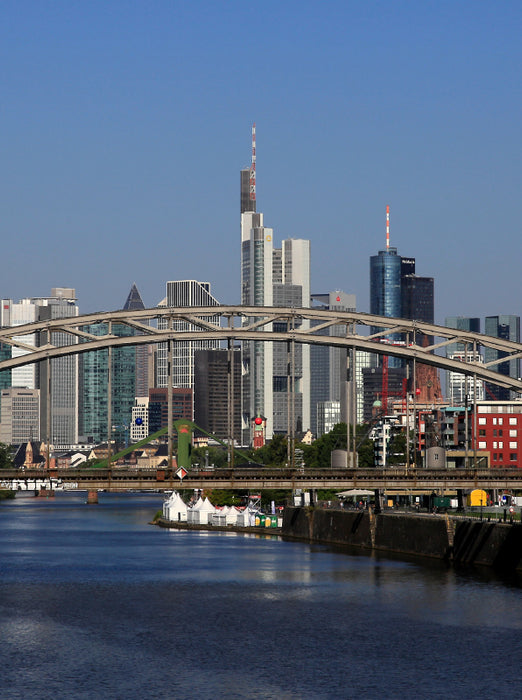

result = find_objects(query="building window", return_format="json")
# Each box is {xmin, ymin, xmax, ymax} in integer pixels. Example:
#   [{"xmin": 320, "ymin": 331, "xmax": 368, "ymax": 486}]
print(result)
[
  {"xmin": 510, "ymin": 454, "xmax": 517, "ymax": 461},
  {"xmin": 493, "ymin": 418, "xmax": 498, "ymax": 425},
  {"xmin": 509, "ymin": 441, "xmax": 517, "ymax": 449},
  {"xmin": 499, "ymin": 418, "xmax": 503, "ymax": 425},
  {"xmin": 479, "ymin": 429, "xmax": 486, "ymax": 436},
  {"xmin": 509, "ymin": 430, "xmax": 517, "ymax": 437},
  {"xmin": 493, "ymin": 442, "xmax": 497, "ymax": 449},
  {"xmin": 509, "ymin": 417, "xmax": 517, "ymax": 425},
  {"xmin": 478, "ymin": 441, "xmax": 486, "ymax": 449},
  {"xmin": 499, "ymin": 442, "xmax": 503, "ymax": 449},
  {"xmin": 479, "ymin": 417, "xmax": 486, "ymax": 425}
]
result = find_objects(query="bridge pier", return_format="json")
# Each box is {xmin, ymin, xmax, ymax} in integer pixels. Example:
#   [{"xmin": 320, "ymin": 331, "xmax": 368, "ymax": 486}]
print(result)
[{"xmin": 86, "ymin": 489, "xmax": 99, "ymax": 505}]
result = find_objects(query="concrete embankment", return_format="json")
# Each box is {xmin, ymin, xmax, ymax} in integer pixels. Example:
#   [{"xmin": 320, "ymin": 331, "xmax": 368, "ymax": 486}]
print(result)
[{"xmin": 282, "ymin": 507, "xmax": 522, "ymax": 573}]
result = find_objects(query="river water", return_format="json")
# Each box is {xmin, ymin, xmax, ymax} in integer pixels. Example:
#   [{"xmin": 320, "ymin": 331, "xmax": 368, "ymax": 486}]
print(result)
[{"xmin": 1, "ymin": 492, "xmax": 521, "ymax": 700}]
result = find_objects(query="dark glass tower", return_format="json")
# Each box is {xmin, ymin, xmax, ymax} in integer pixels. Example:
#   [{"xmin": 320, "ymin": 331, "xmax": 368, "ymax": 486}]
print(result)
[
  {"xmin": 370, "ymin": 247, "xmax": 402, "ymax": 320},
  {"xmin": 401, "ymin": 275, "xmax": 434, "ymax": 324},
  {"xmin": 484, "ymin": 315, "xmax": 520, "ymax": 400}
]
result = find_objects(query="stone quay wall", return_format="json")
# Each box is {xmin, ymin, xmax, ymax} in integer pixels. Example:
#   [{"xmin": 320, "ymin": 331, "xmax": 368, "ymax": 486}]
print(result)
[{"xmin": 282, "ymin": 507, "xmax": 522, "ymax": 572}]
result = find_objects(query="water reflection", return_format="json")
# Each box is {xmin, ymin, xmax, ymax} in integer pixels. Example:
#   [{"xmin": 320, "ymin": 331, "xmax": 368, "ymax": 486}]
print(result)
[{"xmin": 1, "ymin": 493, "xmax": 522, "ymax": 699}]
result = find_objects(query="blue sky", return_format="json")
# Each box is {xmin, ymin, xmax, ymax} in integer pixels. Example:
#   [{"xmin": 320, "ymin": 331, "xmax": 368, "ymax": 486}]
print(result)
[{"xmin": 1, "ymin": 1, "xmax": 521, "ymax": 325}]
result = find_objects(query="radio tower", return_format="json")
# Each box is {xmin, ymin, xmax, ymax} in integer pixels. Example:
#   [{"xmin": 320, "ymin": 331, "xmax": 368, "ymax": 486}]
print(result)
[
  {"xmin": 249, "ymin": 123, "xmax": 256, "ymax": 204},
  {"xmin": 386, "ymin": 204, "xmax": 390, "ymax": 250}
]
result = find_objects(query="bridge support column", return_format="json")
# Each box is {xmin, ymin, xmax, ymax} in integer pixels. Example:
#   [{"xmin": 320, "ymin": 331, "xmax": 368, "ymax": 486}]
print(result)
[{"xmin": 86, "ymin": 489, "xmax": 99, "ymax": 505}]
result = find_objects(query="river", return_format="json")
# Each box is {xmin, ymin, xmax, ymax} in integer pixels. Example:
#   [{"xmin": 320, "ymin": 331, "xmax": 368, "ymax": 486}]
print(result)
[{"xmin": 0, "ymin": 492, "xmax": 521, "ymax": 699}]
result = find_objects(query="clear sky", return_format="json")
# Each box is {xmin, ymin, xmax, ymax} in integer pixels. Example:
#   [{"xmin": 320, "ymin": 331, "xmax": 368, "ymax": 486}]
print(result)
[{"xmin": 1, "ymin": 1, "xmax": 521, "ymax": 325}]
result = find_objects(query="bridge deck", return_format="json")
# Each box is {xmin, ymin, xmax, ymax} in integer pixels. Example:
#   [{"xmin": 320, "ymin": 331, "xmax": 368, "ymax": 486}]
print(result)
[{"xmin": 3, "ymin": 468, "xmax": 522, "ymax": 491}]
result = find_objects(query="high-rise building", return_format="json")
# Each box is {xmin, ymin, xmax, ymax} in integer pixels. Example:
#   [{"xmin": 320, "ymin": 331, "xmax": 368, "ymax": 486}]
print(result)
[
  {"xmin": 79, "ymin": 319, "xmax": 136, "ymax": 445},
  {"xmin": 148, "ymin": 387, "xmax": 193, "ymax": 434},
  {"xmin": 122, "ymin": 283, "xmax": 150, "ymax": 398},
  {"xmin": 272, "ymin": 238, "xmax": 311, "ymax": 435},
  {"xmin": 156, "ymin": 280, "xmax": 220, "ymax": 395},
  {"xmin": 240, "ymin": 126, "xmax": 311, "ymax": 442},
  {"xmin": 369, "ymin": 207, "xmax": 435, "ymax": 408},
  {"xmin": 0, "ymin": 388, "xmax": 40, "ymax": 445},
  {"xmin": 0, "ymin": 289, "xmax": 79, "ymax": 446},
  {"xmin": 401, "ymin": 274, "xmax": 434, "ymax": 325},
  {"xmin": 194, "ymin": 348, "xmax": 241, "ymax": 443},
  {"xmin": 240, "ymin": 125, "xmax": 274, "ymax": 443},
  {"xmin": 310, "ymin": 291, "xmax": 357, "ymax": 435},
  {"xmin": 484, "ymin": 315, "xmax": 521, "ymax": 401},
  {"xmin": 445, "ymin": 317, "xmax": 482, "ymax": 404}
]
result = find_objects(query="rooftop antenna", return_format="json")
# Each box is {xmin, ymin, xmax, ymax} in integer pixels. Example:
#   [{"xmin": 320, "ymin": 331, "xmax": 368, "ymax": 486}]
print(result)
[
  {"xmin": 386, "ymin": 205, "xmax": 390, "ymax": 250},
  {"xmin": 249, "ymin": 123, "xmax": 256, "ymax": 203}
]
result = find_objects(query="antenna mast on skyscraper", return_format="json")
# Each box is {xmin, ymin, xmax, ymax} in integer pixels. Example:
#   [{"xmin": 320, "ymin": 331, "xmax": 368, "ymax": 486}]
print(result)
[
  {"xmin": 250, "ymin": 123, "xmax": 256, "ymax": 203},
  {"xmin": 386, "ymin": 205, "xmax": 390, "ymax": 250}
]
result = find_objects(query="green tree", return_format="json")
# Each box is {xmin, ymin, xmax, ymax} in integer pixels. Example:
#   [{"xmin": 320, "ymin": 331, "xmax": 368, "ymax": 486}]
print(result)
[
  {"xmin": 251, "ymin": 433, "xmax": 287, "ymax": 467},
  {"xmin": 190, "ymin": 445, "xmax": 228, "ymax": 469},
  {"xmin": 0, "ymin": 442, "xmax": 13, "ymax": 469}
]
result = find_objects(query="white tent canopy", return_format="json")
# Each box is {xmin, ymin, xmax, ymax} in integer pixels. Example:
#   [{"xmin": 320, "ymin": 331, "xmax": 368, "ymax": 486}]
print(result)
[
  {"xmin": 163, "ymin": 491, "xmax": 188, "ymax": 522},
  {"xmin": 337, "ymin": 489, "xmax": 375, "ymax": 497}
]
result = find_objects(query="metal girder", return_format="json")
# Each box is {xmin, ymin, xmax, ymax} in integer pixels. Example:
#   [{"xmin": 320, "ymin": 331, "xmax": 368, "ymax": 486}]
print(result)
[{"xmin": 0, "ymin": 305, "xmax": 521, "ymax": 392}]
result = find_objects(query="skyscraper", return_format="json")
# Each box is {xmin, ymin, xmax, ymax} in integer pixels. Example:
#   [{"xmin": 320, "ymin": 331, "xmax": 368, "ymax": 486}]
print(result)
[
  {"xmin": 310, "ymin": 291, "xmax": 357, "ymax": 435},
  {"xmin": 272, "ymin": 238, "xmax": 311, "ymax": 434},
  {"xmin": 0, "ymin": 289, "xmax": 79, "ymax": 446},
  {"xmin": 79, "ymin": 320, "xmax": 136, "ymax": 446},
  {"xmin": 240, "ymin": 125, "xmax": 274, "ymax": 443},
  {"xmin": 240, "ymin": 126, "xmax": 311, "ymax": 442},
  {"xmin": 368, "ymin": 207, "xmax": 436, "ymax": 410},
  {"xmin": 122, "ymin": 283, "xmax": 150, "ymax": 398},
  {"xmin": 194, "ymin": 348, "xmax": 241, "ymax": 443},
  {"xmin": 484, "ymin": 315, "xmax": 520, "ymax": 401},
  {"xmin": 156, "ymin": 280, "xmax": 220, "ymax": 393},
  {"xmin": 445, "ymin": 317, "xmax": 483, "ymax": 404}
]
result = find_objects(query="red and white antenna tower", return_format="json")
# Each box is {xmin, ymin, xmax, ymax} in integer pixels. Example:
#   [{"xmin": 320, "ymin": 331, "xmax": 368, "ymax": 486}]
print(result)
[
  {"xmin": 249, "ymin": 122, "xmax": 256, "ymax": 203},
  {"xmin": 386, "ymin": 204, "xmax": 390, "ymax": 250}
]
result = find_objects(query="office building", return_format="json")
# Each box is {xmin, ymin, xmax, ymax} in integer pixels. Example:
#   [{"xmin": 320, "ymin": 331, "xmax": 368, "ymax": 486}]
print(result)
[
  {"xmin": 156, "ymin": 280, "xmax": 220, "ymax": 394},
  {"xmin": 445, "ymin": 317, "xmax": 481, "ymax": 404},
  {"xmin": 123, "ymin": 283, "xmax": 150, "ymax": 398},
  {"xmin": 240, "ymin": 126, "xmax": 311, "ymax": 442},
  {"xmin": 148, "ymin": 388, "xmax": 193, "ymax": 434},
  {"xmin": 194, "ymin": 348, "xmax": 241, "ymax": 443},
  {"xmin": 272, "ymin": 238, "xmax": 311, "ymax": 435},
  {"xmin": 0, "ymin": 289, "xmax": 79, "ymax": 446},
  {"xmin": 0, "ymin": 388, "xmax": 40, "ymax": 445},
  {"xmin": 369, "ymin": 207, "xmax": 435, "ymax": 406},
  {"xmin": 310, "ymin": 291, "xmax": 358, "ymax": 434},
  {"xmin": 484, "ymin": 315, "xmax": 521, "ymax": 401},
  {"xmin": 130, "ymin": 397, "xmax": 149, "ymax": 443},
  {"xmin": 79, "ymin": 321, "xmax": 136, "ymax": 446}
]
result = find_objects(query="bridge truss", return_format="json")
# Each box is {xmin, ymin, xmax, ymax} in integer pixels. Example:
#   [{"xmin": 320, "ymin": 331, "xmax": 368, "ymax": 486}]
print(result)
[
  {"xmin": 0, "ymin": 305, "xmax": 521, "ymax": 392},
  {"xmin": 1, "ymin": 305, "xmax": 522, "ymax": 481}
]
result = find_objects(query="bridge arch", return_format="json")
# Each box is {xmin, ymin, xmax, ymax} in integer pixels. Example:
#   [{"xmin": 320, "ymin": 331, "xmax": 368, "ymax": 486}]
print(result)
[{"xmin": 0, "ymin": 305, "xmax": 520, "ymax": 391}]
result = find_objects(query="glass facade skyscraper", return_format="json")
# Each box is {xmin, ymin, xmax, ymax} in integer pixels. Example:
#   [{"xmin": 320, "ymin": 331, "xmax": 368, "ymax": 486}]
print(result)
[
  {"xmin": 484, "ymin": 315, "xmax": 520, "ymax": 401},
  {"xmin": 156, "ymin": 280, "xmax": 220, "ymax": 396},
  {"xmin": 79, "ymin": 322, "xmax": 136, "ymax": 445},
  {"xmin": 370, "ymin": 247, "xmax": 402, "ymax": 320}
]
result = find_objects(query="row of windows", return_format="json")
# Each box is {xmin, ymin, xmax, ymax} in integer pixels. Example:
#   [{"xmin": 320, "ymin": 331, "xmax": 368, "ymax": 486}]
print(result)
[
  {"xmin": 478, "ymin": 416, "xmax": 519, "ymax": 425},
  {"xmin": 479, "ymin": 441, "xmax": 519, "ymax": 450}
]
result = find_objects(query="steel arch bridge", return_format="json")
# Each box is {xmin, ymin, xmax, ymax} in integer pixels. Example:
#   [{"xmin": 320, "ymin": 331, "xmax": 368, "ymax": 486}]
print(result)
[{"xmin": 0, "ymin": 305, "xmax": 521, "ymax": 392}]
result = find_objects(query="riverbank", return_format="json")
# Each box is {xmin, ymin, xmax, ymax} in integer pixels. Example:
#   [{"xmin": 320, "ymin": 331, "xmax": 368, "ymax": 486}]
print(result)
[
  {"xmin": 283, "ymin": 507, "xmax": 522, "ymax": 573},
  {"xmin": 0, "ymin": 489, "xmax": 15, "ymax": 500},
  {"xmin": 155, "ymin": 517, "xmax": 282, "ymax": 536}
]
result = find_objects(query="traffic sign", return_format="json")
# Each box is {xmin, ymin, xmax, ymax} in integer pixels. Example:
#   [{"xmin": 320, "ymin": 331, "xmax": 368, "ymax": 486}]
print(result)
[{"xmin": 176, "ymin": 467, "xmax": 188, "ymax": 480}]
